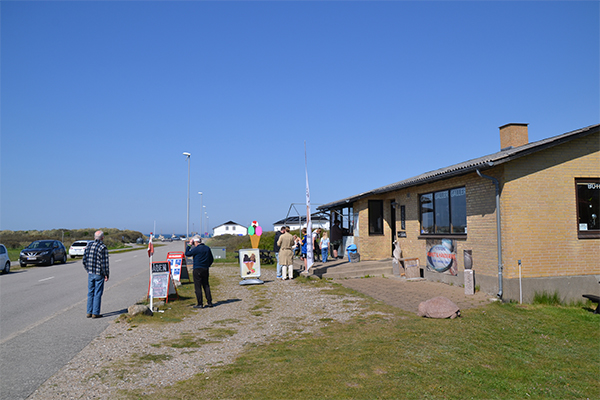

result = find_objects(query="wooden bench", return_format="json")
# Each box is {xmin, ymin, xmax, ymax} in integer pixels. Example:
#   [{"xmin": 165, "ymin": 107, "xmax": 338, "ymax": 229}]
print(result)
[{"xmin": 582, "ymin": 294, "xmax": 600, "ymax": 314}]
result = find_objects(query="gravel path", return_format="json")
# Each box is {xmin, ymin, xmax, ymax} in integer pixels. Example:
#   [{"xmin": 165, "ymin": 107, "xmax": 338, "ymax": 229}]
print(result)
[{"xmin": 28, "ymin": 265, "xmax": 371, "ymax": 399}]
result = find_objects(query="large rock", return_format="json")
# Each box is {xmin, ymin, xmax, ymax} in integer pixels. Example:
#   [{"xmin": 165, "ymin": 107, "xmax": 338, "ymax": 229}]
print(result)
[
  {"xmin": 417, "ymin": 296, "xmax": 461, "ymax": 319},
  {"xmin": 128, "ymin": 304, "xmax": 153, "ymax": 317}
]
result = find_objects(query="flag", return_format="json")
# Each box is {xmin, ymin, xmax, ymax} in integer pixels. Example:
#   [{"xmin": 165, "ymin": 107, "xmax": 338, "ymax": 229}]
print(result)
[
  {"xmin": 305, "ymin": 142, "xmax": 313, "ymax": 271},
  {"xmin": 147, "ymin": 233, "xmax": 154, "ymax": 258}
]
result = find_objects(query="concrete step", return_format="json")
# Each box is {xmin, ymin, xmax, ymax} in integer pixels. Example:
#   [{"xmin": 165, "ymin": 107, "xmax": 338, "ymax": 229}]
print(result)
[{"xmin": 312, "ymin": 262, "xmax": 394, "ymax": 279}]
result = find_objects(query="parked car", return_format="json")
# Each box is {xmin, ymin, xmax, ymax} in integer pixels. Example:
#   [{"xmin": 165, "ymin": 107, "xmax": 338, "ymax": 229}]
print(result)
[
  {"xmin": 19, "ymin": 240, "xmax": 67, "ymax": 267},
  {"xmin": 69, "ymin": 240, "xmax": 92, "ymax": 258},
  {"xmin": 0, "ymin": 244, "xmax": 10, "ymax": 274}
]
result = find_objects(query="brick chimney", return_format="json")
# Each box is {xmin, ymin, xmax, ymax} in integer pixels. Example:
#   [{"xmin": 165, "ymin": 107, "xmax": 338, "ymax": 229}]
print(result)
[{"xmin": 499, "ymin": 123, "xmax": 528, "ymax": 150}]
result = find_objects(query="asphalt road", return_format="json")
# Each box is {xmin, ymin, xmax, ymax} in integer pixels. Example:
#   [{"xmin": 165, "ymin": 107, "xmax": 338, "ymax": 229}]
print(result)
[{"xmin": 0, "ymin": 241, "xmax": 184, "ymax": 400}]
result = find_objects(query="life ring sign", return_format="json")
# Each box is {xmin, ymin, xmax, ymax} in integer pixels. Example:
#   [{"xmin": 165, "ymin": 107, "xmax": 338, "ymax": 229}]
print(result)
[{"xmin": 426, "ymin": 239, "xmax": 457, "ymax": 275}]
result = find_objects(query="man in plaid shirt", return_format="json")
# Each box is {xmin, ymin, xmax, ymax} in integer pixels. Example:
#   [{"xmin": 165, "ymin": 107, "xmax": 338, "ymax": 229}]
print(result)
[{"xmin": 83, "ymin": 230, "xmax": 110, "ymax": 318}]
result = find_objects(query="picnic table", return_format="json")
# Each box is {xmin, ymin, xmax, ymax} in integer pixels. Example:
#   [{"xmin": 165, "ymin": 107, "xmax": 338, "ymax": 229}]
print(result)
[
  {"xmin": 259, "ymin": 250, "xmax": 275, "ymax": 264},
  {"xmin": 234, "ymin": 250, "xmax": 275, "ymax": 265}
]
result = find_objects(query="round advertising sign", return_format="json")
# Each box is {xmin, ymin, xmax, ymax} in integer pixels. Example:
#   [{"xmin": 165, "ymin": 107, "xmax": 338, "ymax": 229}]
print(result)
[{"xmin": 427, "ymin": 244, "xmax": 455, "ymax": 273}]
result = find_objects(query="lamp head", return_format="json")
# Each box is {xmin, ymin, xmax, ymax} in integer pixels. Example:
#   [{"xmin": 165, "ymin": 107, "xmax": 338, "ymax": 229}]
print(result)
[{"xmin": 183, "ymin": 152, "xmax": 191, "ymax": 157}]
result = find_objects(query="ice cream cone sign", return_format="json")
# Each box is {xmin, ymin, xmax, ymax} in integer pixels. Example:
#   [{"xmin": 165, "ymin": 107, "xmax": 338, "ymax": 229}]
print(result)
[{"xmin": 248, "ymin": 220, "xmax": 262, "ymax": 248}]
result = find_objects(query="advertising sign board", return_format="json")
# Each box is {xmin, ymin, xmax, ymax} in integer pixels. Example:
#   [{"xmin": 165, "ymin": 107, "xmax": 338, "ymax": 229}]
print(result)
[
  {"xmin": 425, "ymin": 239, "xmax": 458, "ymax": 276},
  {"xmin": 239, "ymin": 248, "xmax": 261, "ymax": 278},
  {"xmin": 148, "ymin": 261, "xmax": 177, "ymax": 302},
  {"xmin": 167, "ymin": 252, "xmax": 189, "ymax": 282}
]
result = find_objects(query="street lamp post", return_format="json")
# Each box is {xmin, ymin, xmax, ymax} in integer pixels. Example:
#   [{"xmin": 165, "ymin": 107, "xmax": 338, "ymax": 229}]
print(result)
[
  {"xmin": 205, "ymin": 212, "xmax": 209, "ymax": 238},
  {"xmin": 183, "ymin": 152, "xmax": 191, "ymax": 239},
  {"xmin": 198, "ymin": 192, "xmax": 203, "ymax": 238}
]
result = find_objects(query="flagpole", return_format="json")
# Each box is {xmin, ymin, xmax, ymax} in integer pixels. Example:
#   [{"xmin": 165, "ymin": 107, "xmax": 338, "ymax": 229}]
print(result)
[
  {"xmin": 305, "ymin": 142, "xmax": 313, "ymax": 273},
  {"xmin": 148, "ymin": 233, "xmax": 154, "ymax": 311}
]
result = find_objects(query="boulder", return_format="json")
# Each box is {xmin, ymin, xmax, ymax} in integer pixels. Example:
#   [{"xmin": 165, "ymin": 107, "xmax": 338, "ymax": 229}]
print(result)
[
  {"xmin": 417, "ymin": 296, "xmax": 460, "ymax": 319},
  {"xmin": 128, "ymin": 304, "xmax": 153, "ymax": 317}
]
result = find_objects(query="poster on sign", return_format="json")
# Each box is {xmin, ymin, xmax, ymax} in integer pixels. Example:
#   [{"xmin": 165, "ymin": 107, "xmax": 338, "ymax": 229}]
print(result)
[
  {"xmin": 148, "ymin": 261, "xmax": 177, "ymax": 302},
  {"xmin": 170, "ymin": 258, "xmax": 182, "ymax": 281},
  {"xmin": 239, "ymin": 248, "xmax": 261, "ymax": 278},
  {"xmin": 151, "ymin": 272, "xmax": 170, "ymax": 298},
  {"xmin": 167, "ymin": 252, "xmax": 189, "ymax": 282}
]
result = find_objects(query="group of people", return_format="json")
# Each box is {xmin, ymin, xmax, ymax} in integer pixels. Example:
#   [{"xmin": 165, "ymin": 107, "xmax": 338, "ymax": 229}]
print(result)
[
  {"xmin": 83, "ymin": 231, "xmax": 215, "ymax": 318},
  {"xmin": 273, "ymin": 220, "xmax": 345, "ymax": 279},
  {"xmin": 83, "ymin": 221, "xmax": 346, "ymax": 317}
]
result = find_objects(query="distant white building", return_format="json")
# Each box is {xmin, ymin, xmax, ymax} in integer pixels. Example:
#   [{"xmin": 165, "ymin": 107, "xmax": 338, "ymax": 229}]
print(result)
[
  {"xmin": 212, "ymin": 221, "xmax": 247, "ymax": 237},
  {"xmin": 273, "ymin": 214, "xmax": 330, "ymax": 232}
]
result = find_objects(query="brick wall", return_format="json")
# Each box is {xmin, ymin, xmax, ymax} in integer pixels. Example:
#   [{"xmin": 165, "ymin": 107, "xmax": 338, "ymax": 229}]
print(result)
[
  {"xmin": 500, "ymin": 132, "xmax": 600, "ymax": 279},
  {"xmin": 354, "ymin": 131, "xmax": 599, "ymax": 287},
  {"xmin": 356, "ymin": 173, "xmax": 500, "ymax": 278}
]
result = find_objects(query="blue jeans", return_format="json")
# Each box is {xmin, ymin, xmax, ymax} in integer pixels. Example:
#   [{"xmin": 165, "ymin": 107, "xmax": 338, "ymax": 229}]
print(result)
[
  {"xmin": 275, "ymin": 252, "xmax": 282, "ymax": 278},
  {"xmin": 87, "ymin": 273, "xmax": 105, "ymax": 315},
  {"xmin": 322, "ymin": 248, "xmax": 329, "ymax": 263}
]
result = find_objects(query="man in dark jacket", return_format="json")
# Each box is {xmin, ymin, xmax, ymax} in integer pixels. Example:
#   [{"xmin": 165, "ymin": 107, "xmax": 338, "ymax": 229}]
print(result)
[{"xmin": 185, "ymin": 236, "xmax": 214, "ymax": 308}]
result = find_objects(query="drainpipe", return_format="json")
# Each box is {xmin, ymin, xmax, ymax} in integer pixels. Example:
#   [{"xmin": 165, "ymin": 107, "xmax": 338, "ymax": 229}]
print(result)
[{"xmin": 476, "ymin": 168, "xmax": 503, "ymax": 299}]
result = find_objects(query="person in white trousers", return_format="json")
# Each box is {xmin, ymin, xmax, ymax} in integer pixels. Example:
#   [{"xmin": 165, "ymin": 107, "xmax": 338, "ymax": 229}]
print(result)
[{"xmin": 276, "ymin": 226, "xmax": 295, "ymax": 280}]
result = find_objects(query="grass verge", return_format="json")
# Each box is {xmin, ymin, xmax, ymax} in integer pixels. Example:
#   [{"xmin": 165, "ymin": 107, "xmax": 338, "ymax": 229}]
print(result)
[{"xmin": 117, "ymin": 280, "xmax": 599, "ymax": 400}]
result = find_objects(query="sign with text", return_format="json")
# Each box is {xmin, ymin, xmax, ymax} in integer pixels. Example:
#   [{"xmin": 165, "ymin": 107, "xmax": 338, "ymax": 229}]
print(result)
[
  {"xmin": 152, "ymin": 261, "xmax": 169, "ymax": 273},
  {"xmin": 148, "ymin": 261, "xmax": 177, "ymax": 302},
  {"xmin": 425, "ymin": 239, "xmax": 457, "ymax": 276}
]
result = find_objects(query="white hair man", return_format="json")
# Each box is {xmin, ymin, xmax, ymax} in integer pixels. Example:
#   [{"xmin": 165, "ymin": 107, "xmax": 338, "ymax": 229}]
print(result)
[{"xmin": 82, "ymin": 230, "xmax": 110, "ymax": 318}]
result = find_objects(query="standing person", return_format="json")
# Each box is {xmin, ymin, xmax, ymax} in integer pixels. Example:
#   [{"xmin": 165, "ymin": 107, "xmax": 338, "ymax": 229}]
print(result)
[
  {"xmin": 83, "ymin": 230, "xmax": 109, "ymax": 319},
  {"xmin": 320, "ymin": 232, "xmax": 330, "ymax": 263},
  {"xmin": 330, "ymin": 220, "xmax": 343, "ymax": 259},
  {"xmin": 277, "ymin": 226, "xmax": 295, "ymax": 280},
  {"xmin": 292, "ymin": 235, "xmax": 301, "ymax": 258},
  {"xmin": 273, "ymin": 226, "xmax": 285, "ymax": 279},
  {"xmin": 185, "ymin": 235, "xmax": 214, "ymax": 309},
  {"xmin": 312, "ymin": 228, "xmax": 322, "ymax": 262},
  {"xmin": 300, "ymin": 228, "xmax": 308, "ymax": 270}
]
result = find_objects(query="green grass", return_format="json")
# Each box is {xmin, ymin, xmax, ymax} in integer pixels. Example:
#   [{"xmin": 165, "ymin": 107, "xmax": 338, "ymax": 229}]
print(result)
[
  {"xmin": 122, "ymin": 262, "xmax": 233, "ymax": 326},
  {"xmin": 533, "ymin": 290, "xmax": 563, "ymax": 306},
  {"xmin": 117, "ymin": 281, "xmax": 599, "ymax": 400}
]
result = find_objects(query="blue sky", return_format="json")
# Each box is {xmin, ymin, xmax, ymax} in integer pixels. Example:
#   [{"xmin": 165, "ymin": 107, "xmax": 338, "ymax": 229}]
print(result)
[{"xmin": 1, "ymin": 1, "xmax": 598, "ymax": 236}]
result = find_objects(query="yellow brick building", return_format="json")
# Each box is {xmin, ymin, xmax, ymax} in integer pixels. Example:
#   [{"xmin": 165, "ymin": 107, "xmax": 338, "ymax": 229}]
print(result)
[{"xmin": 319, "ymin": 123, "xmax": 599, "ymax": 303}]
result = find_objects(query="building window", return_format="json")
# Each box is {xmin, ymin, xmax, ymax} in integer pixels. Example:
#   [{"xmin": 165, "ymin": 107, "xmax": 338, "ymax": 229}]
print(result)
[
  {"xmin": 576, "ymin": 178, "xmax": 600, "ymax": 239},
  {"xmin": 232, "ymin": 226, "xmax": 236, "ymax": 231},
  {"xmin": 368, "ymin": 200, "xmax": 384, "ymax": 235},
  {"xmin": 420, "ymin": 187, "xmax": 466, "ymax": 235},
  {"xmin": 226, "ymin": 226, "xmax": 229, "ymax": 231}
]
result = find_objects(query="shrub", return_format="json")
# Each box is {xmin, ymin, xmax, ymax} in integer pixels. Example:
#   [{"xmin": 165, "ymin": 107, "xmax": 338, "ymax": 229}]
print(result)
[{"xmin": 0, "ymin": 228, "xmax": 145, "ymax": 250}]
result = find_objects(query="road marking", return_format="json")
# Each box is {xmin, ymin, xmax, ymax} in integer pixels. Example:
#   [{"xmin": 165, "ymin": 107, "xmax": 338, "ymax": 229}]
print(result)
[
  {"xmin": 39, "ymin": 277, "xmax": 54, "ymax": 282},
  {"xmin": 115, "ymin": 259, "xmax": 123, "ymax": 262},
  {"xmin": 0, "ymin": 267, "xmax": 149, "ymax": 346}
]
